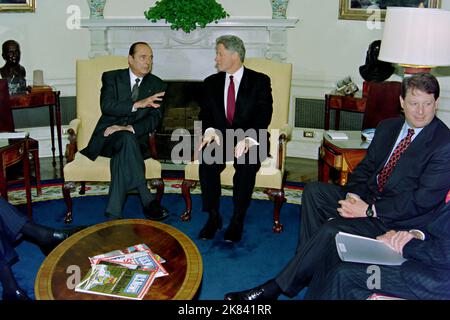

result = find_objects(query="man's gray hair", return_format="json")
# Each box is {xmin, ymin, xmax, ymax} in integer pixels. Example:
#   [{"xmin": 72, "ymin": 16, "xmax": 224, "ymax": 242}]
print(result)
[{"xmin": 216, "ymin": 35, "xmax": 246, "ymax": 63}]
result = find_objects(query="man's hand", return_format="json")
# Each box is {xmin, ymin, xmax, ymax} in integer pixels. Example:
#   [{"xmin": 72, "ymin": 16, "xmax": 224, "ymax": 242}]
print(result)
[
  {"xmin": 103, "ymin": 125, "xmax": 133, "ymax": 137},
  {"xmin": 133, "ymin": 91, "xmax": 165, "ymax": 109},
  {"xmin": 199, "ymin": 130, "xmax": 221, "ymax": 151},
  {"xmin": 337, "ymin": 194, "xmax": 369, "ymax": 218},
  {"xmin": 376, "ymin": 230, "xmax": 414, "ymax": 255},
  {"xmin": 234, "ymin": 138, "xmax": 257, "ymax": 158}
]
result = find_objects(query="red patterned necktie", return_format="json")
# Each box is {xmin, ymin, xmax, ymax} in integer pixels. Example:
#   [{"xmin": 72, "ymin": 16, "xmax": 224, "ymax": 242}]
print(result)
[
  {"xmin": 226, "ymin": 75, "xmax": 235, "ymax": 125},
  {"xmin": 377, "ymin": 128, "xmax": 415, "ymax": 193}
]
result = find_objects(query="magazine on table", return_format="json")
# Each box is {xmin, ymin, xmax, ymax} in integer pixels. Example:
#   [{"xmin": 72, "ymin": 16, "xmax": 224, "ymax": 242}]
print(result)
[
  {"xmin": 75, "ymin": 244, "xmax": 168, "ymax": 300},
  {"xmin": 75, "ymin": 264, "xmax": 158, "ymax": 300},
  {"xmin": 89, "ymin": 243, "xmax": 168, "ymax": 278}
]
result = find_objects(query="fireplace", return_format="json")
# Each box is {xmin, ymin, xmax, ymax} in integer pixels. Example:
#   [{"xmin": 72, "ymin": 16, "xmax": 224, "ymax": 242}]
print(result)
[{"xmin": 156, "ymin": 80, "xmax": 203, "ymax": 161}]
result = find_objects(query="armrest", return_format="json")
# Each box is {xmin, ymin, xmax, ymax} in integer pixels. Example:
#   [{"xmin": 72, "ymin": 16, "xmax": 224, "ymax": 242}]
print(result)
[
  {"xmin": 276, "ymin": 124, "xmax": 292, "ymax": 171},
  {"xmin": 280, "ymin": 124, "xmax": 293, "ymax": 141},
  {"xmin": 65, "ymin": 118, "xmax": 81, "ymax": 163}
]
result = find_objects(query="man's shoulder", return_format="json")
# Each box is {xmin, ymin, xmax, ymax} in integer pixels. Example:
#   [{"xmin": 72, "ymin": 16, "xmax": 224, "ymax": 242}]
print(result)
[
  {"xmin": 204, "ymin": 72, "xmax": 223, "ymax": 83},
  {"xmin": 102, "ymin": 68, "xmax": 128, "ymax": 79},
  {"xmin": 244, "ymin": 66, "xmax": 270, "ymax": 80},
  {"xmin": 376, "ymin": 117, "xmax": 404, "ymax": 131}
]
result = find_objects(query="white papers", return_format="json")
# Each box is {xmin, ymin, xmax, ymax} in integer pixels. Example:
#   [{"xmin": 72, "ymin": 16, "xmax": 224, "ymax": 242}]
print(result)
[
  {"xmin": 335, "ymin": 232, "xmax": 407, "ymax": 266},
  {"xmin": 325, "ymin": 131, "xmax": 348, "ymax": 140},
  {"xmin": 0, "ymin": 131, "xmax": 29, "ymax": 139}
]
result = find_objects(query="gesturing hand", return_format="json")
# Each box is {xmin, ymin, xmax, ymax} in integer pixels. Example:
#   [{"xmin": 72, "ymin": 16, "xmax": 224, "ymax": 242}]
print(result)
[{"xmin": 133, "ymin": 91, "xmax": 165, "ymax": 109}]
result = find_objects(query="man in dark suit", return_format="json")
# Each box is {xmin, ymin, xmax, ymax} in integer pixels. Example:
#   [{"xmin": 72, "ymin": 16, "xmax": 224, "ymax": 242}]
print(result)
[
  {"xmin": 0, "ymin": 197, "xmax": 83, "ymax": 300},
  {"xmin": 225, "ymin": 73, "xmax": 450, "ymax": 299},
  {"xmin": 303, "ymin": 194, "xmax": 450, "ymax": 300},
  {"xmin": 197, "ymin": 35, "xmax": 273, "ymax": 242},
  {"xmin": 81, "ymin": 42, "xmax": 168, "ymax": 220}
]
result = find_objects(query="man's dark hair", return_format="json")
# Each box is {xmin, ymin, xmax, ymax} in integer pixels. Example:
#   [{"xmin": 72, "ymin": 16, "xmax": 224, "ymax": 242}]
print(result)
[
  {"xmin": 402, "ymin": 73, "xmax": 440, "ymax": 100},
  {"xmin": 128, "ymin": 42, "xmax": 150, "ymax": 57}
]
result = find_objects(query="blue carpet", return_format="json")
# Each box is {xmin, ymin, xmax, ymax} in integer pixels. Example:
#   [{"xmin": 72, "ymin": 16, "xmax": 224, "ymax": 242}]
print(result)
[{"xmin": 3, "ymin": 193, "xmax": 307, "ymax": 300}]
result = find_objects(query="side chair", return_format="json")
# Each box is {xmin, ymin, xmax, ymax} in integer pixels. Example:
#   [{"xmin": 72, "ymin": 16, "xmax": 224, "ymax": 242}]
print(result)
[
  {"xmin": 62, "ymin": 56, "xmax": 164, "ymax": 223},
  {"xmin": 180, "ymin": 58, "xmax": 293, "ymax": 233}
]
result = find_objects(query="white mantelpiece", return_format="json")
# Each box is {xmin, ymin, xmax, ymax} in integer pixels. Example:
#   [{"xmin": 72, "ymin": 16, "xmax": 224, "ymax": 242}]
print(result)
[{"xmin": 81, "ymin": 17, "xmax": 298, "ymax": 80}]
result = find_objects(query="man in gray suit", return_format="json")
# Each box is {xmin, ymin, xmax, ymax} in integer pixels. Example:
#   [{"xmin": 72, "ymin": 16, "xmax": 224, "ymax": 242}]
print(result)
[{"xmin": 81, "ymin": 42, "xmax": 168, "ymax": 220}]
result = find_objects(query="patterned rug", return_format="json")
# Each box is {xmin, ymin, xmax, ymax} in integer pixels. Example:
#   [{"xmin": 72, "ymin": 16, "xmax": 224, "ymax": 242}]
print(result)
[{"xmin": 7, "ymin": 178, "xmax": 303, "ymax": 206}]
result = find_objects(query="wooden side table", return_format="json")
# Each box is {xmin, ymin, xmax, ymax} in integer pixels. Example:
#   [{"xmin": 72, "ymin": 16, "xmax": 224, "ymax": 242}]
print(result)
[
  {"xmin": 318, "ymin": 131, "xmax": 368, "ymax": 186},
  {"xmin": 324, "ymin": 93, "xmax": 367, "ymax": 130},
  {"xmin": 10, "ymin": 90, "xmax": 63, "ymax": 175},
  {"xmin": 0, "ymin": 138, "xmax": 32, "ymax": 218}
]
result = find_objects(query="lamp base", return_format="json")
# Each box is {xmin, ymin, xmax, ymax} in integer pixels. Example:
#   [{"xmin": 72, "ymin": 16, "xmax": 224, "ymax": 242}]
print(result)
[{"xmin": 404, "ymin": 66, "xmax": 431, "ymax": 74}]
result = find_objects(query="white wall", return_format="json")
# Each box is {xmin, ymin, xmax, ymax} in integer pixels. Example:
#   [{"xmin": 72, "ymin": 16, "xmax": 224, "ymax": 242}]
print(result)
[{"xmin": 1, "ymin": 0, "xmax": 449, "ymax": 128}]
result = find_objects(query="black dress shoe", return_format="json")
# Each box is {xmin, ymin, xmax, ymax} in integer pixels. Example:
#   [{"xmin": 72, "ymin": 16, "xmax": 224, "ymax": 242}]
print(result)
[
  {"xmin": 2, "ymin": 288, "xmax": 32, "ymax": 301},
  {"xmin": 143, "ymin": 200, "xmax": 169, "ymax": 221},
  {"xmin": 199, "ymin": 215, "xmax": 222, "ymax": 240},
  {"xmin": 224, "ymin": 221, "xmax": 244, "ymax": 242},
  {"xmin": 40, "ymin": 226, "xmax": 86, "ymax": 256},
  {"xmin": 224, "ymin": 286, "xmax": 269, "ymax": 301}
]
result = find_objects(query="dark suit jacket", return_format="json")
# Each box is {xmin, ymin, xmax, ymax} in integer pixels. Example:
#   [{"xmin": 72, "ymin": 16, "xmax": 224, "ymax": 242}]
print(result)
[
  {"xmin": 199, "ymin": 67, "xmax": 273, "ymax": 157},
  {"xmin": 401, "ymin": 200, "xmax": 450, "ymax": 299},
  {"xmin": 344, "ymin": 116, "xmax": 450, "ymax": 230},
  {"xmin": 0, "ymin": 197, "xmax": 28, "ymax": 268},
  {"xmin": 81, "ymin": 68, "xmax": 167, "ymax": 161}
]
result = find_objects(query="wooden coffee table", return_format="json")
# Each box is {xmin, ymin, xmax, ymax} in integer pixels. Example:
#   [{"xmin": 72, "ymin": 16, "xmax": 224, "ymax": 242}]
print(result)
[{"xmin": 34, "ymin": 219, "xmax": 202, "ymax": 300}]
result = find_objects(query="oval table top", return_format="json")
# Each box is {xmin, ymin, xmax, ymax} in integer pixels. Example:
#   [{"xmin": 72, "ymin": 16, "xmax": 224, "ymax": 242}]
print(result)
[{"xmin": 35, "ymin": 219, "xmax": 202, "ymax": 300}]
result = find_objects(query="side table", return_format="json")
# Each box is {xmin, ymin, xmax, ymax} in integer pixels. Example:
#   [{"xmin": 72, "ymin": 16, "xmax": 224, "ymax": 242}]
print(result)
[
  {"xmin": 10, "ymin": 90, "xmax": 63, "ymax": 175},
  {"xmin": 0, "ymin": 138, "xmax": 32, "ymax": 217},
  {"xmin": 319, "ymin": 131, "xmax": 369, "ymax": 186}
]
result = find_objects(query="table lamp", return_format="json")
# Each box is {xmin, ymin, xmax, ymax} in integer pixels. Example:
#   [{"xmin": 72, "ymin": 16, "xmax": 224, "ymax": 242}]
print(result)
[{"xmin": 378, "ymin": 7, "xmax": 450, "ymax": 75}]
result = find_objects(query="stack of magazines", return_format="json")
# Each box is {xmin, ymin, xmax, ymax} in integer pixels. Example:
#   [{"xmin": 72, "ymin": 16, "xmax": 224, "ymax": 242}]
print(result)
[{"xmin": 75, "ymin": 244, "xmax": 168, "ymax": 300}]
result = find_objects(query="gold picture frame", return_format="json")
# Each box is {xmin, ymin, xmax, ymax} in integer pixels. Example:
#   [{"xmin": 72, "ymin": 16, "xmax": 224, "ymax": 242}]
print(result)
[
  {"xmin": 0, "ymin": 0, "xmax": 35, "ymax": 13},
  {"xmin": 339, "ymin": 0, "xmax": 441, "ymax": 21}
]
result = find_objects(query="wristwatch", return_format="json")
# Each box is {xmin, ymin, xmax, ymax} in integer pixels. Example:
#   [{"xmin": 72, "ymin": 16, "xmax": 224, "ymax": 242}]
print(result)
[{"xmin": 366, "ymin": 205, "xmax": 374, "ymax": 218}]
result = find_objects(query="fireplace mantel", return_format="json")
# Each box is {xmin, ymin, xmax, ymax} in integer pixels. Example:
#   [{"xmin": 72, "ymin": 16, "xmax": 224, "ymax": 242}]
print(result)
[{"xmin": 81, "ymin": 17, "xmax": 299, "ymax": 67}]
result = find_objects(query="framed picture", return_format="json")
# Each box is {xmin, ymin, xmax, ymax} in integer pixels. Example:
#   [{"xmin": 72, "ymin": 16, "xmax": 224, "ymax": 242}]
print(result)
[
  {"xmin": 0, "ymin": 0, "xmax": 35, "ymax": 13},
  {"xmin": 339, "ymin": 0, "xmax": 441, "ymax": 21}
]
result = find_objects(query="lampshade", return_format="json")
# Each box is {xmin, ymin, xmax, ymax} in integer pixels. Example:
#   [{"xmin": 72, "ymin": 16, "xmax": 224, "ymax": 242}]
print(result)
[{"xmin": 379, "ymin": 7, "xmax": 450, "ymax": 68}]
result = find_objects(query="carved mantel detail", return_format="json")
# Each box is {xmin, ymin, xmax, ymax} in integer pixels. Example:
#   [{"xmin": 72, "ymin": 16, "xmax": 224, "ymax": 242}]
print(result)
[{"xmin": 80, "ymin": 17, "xmax": 299, "ymax": 70}]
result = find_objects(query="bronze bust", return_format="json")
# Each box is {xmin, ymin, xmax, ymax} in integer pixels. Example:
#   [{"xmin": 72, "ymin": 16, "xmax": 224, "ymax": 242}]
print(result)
[
  {"xmin": 0, "ymin": 39, "xmax": 27, "ymax": 94},
  {"xmin": 359, "ymin": 40, "xmax": 395, "ymax": 82}
]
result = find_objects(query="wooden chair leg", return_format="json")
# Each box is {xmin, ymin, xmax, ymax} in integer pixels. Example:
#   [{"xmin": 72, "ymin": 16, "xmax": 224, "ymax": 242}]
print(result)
[
  {"xmin": 32, "ymin": 150, "xmax": 42, "ymax": 196},
  {"xmin": 181, "ymin": 179, "xmax": 196, "ymax": 221},
  {"xmin": 149, "ymin": 178, "xmax": 164, "ymax": 204},
  {"xmin": 265, "ymin": 188, "xmax": 285, "ymax": 233},
  {"xmin": 79, "ymin": 182, "xmax": 86, "ymax": 195},
  {"xmin": 23, "ymin": 149, "xmax": 32, "ymax": 219},
  {"xmin": 63, "ymin": 181, "xmax": 75, "ymax": 224}
]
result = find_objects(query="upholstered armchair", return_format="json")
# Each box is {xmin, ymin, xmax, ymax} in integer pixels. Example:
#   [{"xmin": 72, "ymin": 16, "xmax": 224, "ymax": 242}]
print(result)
[
  {"xmin": 180, "ymin": 58, "xmax": 293, "ymax": 232},
  {"xmin": 62, "ymin": 56, "xmax": 164, "ymax": 223}
]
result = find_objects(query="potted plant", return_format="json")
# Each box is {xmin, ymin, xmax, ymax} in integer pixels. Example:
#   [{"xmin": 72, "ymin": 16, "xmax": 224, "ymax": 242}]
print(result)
[{"xmin": 144, "ymin": 0, "xmax": 229, "ymax": 33}]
